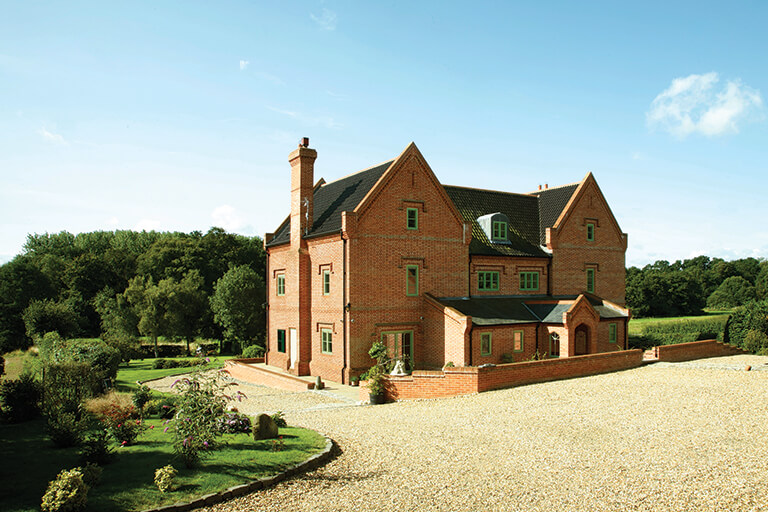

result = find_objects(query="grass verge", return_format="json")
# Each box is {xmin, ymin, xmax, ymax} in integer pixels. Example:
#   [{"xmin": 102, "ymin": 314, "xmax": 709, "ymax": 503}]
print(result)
[
  {"xmin": 0, "ymin": 418, "xmax": 326, "ymax": 512},
  {"xmin": 114, "ymin": 357, "xmax": 229, "ymax": 392}
]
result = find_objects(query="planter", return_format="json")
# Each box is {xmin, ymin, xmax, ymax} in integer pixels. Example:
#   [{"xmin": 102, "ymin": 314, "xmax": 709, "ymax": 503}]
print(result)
[{"xmin": 369, "ymin": 393, "xmax": 385, "ymax": 405}]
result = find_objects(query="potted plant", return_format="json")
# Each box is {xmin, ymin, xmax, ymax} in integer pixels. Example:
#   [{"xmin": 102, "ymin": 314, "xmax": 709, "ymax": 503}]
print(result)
[
  {"xmin": 349, "ymin": 376, "xmax": 359, "ymax": 387},
  {"xmin": 366, "ymin": 364, "xmax": 386, "ymax": 404}
]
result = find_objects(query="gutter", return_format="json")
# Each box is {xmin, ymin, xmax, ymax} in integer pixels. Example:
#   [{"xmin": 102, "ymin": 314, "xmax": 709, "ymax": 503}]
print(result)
[
  {"xmin": 265, "ymin": 249, "xmax": 270, "ymax": 366},
  {"xmin": 342, "ymin": 237, "xmax": 348, "ymax": 383}
]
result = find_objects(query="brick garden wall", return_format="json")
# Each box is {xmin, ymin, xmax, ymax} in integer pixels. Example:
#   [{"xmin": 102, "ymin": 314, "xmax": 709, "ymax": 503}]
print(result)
[
  {"xmin": 654, "ymin": 340, "xmax": 748, "ymax": 362},
  {"xmin": 367, "ymin": 349, "xmax": 644, "ymax": 401}
]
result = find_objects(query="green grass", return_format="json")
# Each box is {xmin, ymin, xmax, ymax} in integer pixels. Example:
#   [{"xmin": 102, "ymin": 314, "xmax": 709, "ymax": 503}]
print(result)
[
  {"xmin": 0, "ymin": 418, "xmax": 326, "ymax": 512},
  {"xmin": 1, "ymin": 349, "xmax": 31, "ymax": 380},
  {"xmin": 115, "ymin": 357, "xmax": 230, "ymax": 391},
  {"xmin": 628, "ymin": 313, "xmax": 730, "ymax": 336}
]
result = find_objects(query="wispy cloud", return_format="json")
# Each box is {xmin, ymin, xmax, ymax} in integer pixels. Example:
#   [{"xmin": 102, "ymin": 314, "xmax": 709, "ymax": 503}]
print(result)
[
  {"xmin": 239, "ymin": 59, "xmax": 249, "ymax": 71},
  {"xmin": 647, "ymin": 72, "xmax": 763, "ymax": 137},
  {"xmin": 212, "ymin": 205, "xmax": 244, "ymax": 231},
  {"xmin": 310, "ymin": 8, "xmax": 337, "ymax": 30},
  {"xmin": 37, "ymin": 127, "xmax": 67, "ymax": 145},
  {"xmin": 266, "ymin": 105, "xmax": 341, "ymax": 129}
]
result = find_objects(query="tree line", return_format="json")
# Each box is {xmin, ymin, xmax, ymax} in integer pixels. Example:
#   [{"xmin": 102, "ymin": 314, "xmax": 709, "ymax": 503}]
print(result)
[
  {"xmin": 0, "ymin": 229, "xmax": 266, "ymax": 356},
  {"xmin": 626, "ymin": 255, "xmax": 768, "ymax": 317}
]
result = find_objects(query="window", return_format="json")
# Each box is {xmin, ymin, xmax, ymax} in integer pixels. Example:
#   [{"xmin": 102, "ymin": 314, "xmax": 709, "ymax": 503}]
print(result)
[
  {"xmin": 519, "ymin": 272, "xmax": 539, "ymax": 291},
  {"xmin": 586, "ymin": 268, "xmax": 595, "ymax": 293},
  {"xmin": 492, "ymin": 220, "xmax": 507, "ymax": 241},
  {"xmin": 321, "ymin": 328, "xmax": 332, "ymax": 354},
  {"xmin": 587, "ymin": 223, "xmax": 595, "ymax": 241},
  {"xmin": 276, "ymin": 274, "xmax": 285, "ymax": 296},
  {"xmin": 406, "ymin": 208, "xmax": 418, "ymax": 230},
  {"xmin": 480, "ymin": 332, "xmax": 492, "ymax": 356},
  {"xmin": 609, "ymin": 323, "xmax": 617, "ymax": 343},
  {"xmin": 381, "ymin": 331, "xmax": 414, "ymax": 368},
  {"xmin": 277, "ymin": 329, "xmax": 286, "ymax": 353},
  {"xmin": 513, "ymin": 330, "xmax": 524, "ymax": 352},
  {"xmin": 549, "ymin": 332, "xmax": 560, "ymax": 357},
  {"xmin": 478, "ymin": 271, "xmax": 499, "ymax": 291},
  {"xmin": 406, "ymin": 265, "xmax": 419, "ymax": 296},
  {"xmin": 322, "ymin": 269, "xmax": 330, "ymax": 295}
]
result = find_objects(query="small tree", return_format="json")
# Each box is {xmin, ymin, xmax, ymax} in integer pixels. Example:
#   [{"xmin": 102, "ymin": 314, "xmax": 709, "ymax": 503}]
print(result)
[
  {"xmin": 124, "ymin": 276, "xmax": 168, "ymax": 358},
  {"xmin": 210, "ymin": 265, "xmax": 265, "ymax": 353},
  {"xmin": 23, "ymin": 299, "xmax": 81, "ymax": 341}
]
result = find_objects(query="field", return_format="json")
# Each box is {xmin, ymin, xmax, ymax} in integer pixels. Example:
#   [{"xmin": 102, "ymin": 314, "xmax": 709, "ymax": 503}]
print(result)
[{"xmin": 628, "ymin": 312, "xmax": 730, "ymax": 336}]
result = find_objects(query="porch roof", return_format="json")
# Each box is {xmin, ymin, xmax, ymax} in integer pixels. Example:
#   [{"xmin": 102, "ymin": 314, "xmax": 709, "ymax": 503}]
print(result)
[{"xmin": 436, "ymin": 295, "xmax": 629, "ymax": 326}]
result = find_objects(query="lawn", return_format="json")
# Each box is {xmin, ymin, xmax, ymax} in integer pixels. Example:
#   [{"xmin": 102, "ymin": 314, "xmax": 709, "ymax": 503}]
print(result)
[
  {"xmin": 114, "ymin": 356, "xmax": 230, "ymax": 391},
  {"xmin": 0, "ymin": 418, "xmax": 326, "ymax": 512},
  {"xmin": 628, "ymin": 312, "xmax": 730, "ymax": 336}
]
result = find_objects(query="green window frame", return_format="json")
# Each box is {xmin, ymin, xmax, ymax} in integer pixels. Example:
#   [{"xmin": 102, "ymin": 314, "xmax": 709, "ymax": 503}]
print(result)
[
  {"xmin": 276, "ymin": 274, "xmax": 285, "ymax": 296},
  {"xmin": 587, "ymin": 223, "xmax": 595, "ymax": 241},
  {"xmin": 480, "ymin": 332, "xmax": 492, "ymax": 356},
  {"xmin": 519, "ymin": 272, "xmax": 539, "ymax": 291},
  {"xmin": 609, "ymin": 323, "xmax": 617, "ymax": 343},
  {"xmin": 492, "ymin": 220, "xmax": 507, "ymax": 241},
  {"xmin": 549, "ymin": 332, "xmax": 560, "ymax": 358},
  {"xmin": 478, "ymin": 271, "xmax": 499, "ymax": 291},
  {"xmin": 381, "ymin": 331, "xmax": 414, "ymax": 363},
  {"xmin": 322, "ymin": 269, "xmax": 330, "ymax": 295},
  {"xmin": 586, "ymin": 268, "xmax": 595, "ymax": 293},
  {"xmin": 321, "ymin": 328, "xmax": 333, "ymax": 354},
  {"xmin": 277, "ymin": 329, "xmax": 286, "ymax": 353},
  {"xmin": 406, "ymin": 265, "xmax": 419, "ymax": 296},
  {"xmin": 406, "ymin": 208, "xmax": 418, "ymax": 230},
  {"xmin": 513, "ymin": 330, "xmax": 524, "ymax": 353}
]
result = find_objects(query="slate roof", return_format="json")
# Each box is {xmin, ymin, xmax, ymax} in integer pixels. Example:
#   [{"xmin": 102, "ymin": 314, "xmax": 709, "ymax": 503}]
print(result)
[
  {"xmin": 266, "ymin": 160, "xmax": 393, "ymax": 247},
  {"xmin": 266, "ymin": 153, "xmax": 578, "ymax": 255},
  {"xmin": 443, "ymin": 186, "xmax": 549, "ymax": 257},
  {"xmin": 531, "ymin": 184, "xmax": 580, "ymax": 245},
  {"xmin": 436, "ymin": 295, "xmax": 629, "ymax": 326}
]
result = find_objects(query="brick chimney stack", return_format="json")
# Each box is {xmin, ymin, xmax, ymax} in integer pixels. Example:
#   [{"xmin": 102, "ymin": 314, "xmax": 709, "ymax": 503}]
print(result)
[{"xmin": 289, "ymin": 137, "xmax": 317, "ymax": 249}]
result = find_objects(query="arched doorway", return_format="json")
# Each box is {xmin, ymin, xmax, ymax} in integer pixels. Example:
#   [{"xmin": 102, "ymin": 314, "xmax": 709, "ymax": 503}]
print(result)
[{"xmin": 574, "ymin": 325, "xmax": 589, "ymax": 355}]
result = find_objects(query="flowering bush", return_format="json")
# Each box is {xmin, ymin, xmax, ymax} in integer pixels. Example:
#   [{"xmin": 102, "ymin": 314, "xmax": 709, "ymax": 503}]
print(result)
[
  {"xmin": 270, "ymin": 435, "xmax": 285, "ymax": 452},
  {"xmin": 154, "ymin": 465, "xmax": 177, "ymax": 493},
  {"xmin": 270, "ymin": 411, "xmax": 287, "ymax": 428},
  {"xmin": 85, "ymin": 391, "xmax": 145, "ymax": 445},
  {"xmin": 168, "ymin": 369, "xmax": 245, "ymax": 467},
  {"xmin": 217, "ymin": 412, "xmax": 252, "ymax": 434},
  {"xmin": 40, "ymin": 468, "xmax": 89, "ymax": 512}
]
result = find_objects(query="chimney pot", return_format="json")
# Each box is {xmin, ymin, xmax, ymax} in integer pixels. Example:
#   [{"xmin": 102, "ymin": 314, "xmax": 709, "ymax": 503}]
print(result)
[
  {"xmin": 538, "ymin": 185, "xmax": 542, "ymax": 191},
  {"xmin": 300, "ymin": 137, "xmax": 309, "ymax": 148},
  {"xmin": 545, "ymin": 183, "xmax": 549, "ymax": 189}
]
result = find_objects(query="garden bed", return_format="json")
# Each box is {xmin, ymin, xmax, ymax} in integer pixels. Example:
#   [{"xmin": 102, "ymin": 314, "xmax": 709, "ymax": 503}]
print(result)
[{"xmin": 0, "ymin": 418, "xmax": 326, "ymax": 512}]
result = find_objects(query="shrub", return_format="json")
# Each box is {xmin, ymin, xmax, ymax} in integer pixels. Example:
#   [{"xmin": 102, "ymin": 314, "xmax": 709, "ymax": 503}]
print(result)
[
  {"xmin": 143, "ymin": 399, "xmax": 160, "ymax": 417},
  {"xmin": 743, "ymin": 330, "xmax": 768, "ymax": 355},
  {"xmin": 154, "ymin": 465, "xmax": 177, "ymax": 493},
  {"xmin": 45, "ymin": 408, "xmax": 87, "ymax": 448},
  {"xmin": 78, "ymin": 463, "xmax": 102, "ymax": 487},
  {"xmin": 158, "ymin": 396, "xmax": 177, "ymax": 419},
  {"xmin": 726, "ymin": 300, "xmax": 768, "ymax": 352},
  {"xmin": 366, "ymin": 365, "xmax": 385, "ymax": 396},
  {"xmin": 217, "ymin": 412, "xmax": 252, "ymax": 433},
  {"xmin": 0, "ymin": 372, "xmax": 42, "ymax": 423},
  {"xmin": 132, "ymin": 385, "xmax": 153, "ymax": 410},
  {"xmin": 42, "ymin": 361, "xmax": 97, "ymax": 411},
  {"xmin": 241, "ymin": 344, "xmax": 265, "ymax": 358},
  {"xmin": 168, "ymin": 370, "xmax": 244, "ymax": 467},
  {"xmin": 152, "ymin": 359, "xmax": 168, "ymax": 369},
  {"xmin": 85, "ymin": 391, "xmax": 144, "ymax": 445},
  {"xmin": 79, "ymin": 428, "xmax": 115, "ymax": 465},
  {"xmin": 40, "ymin": 468, "xmax": 89, "ymax": 512},
  {"xmin": 270, "ymin": 411, "xmax": 287, "ymax": 428}
]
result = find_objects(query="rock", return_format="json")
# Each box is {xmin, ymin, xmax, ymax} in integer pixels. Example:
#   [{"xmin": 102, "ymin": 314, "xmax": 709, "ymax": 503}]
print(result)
[
  {"xmin": 744, "ymin": 365, "xmax": 751, "ymax": 371},
  {"xmin": 252, "ymin": 413, "xmax": 279, "ymax": 440}
]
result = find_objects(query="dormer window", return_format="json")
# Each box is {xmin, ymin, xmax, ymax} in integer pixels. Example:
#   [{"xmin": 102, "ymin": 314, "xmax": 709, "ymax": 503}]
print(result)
[
  {"xmin": 477, "ymin": 213, "xmax": 510, "ymax": 244},
  {"xmin": 492, "ymin": 221, "xmax": 507, "ymax": 241}
]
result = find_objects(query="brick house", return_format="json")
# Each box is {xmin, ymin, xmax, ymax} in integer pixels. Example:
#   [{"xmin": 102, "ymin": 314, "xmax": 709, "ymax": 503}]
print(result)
[{"xmin": 265, "ymin": 138, "xmax": 629, "ymax": 384}]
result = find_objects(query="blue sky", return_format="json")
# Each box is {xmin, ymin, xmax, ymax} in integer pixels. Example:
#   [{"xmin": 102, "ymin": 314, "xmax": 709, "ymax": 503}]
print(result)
[{"xmin": 1, "ymin": 1, "xmax": 766, "ymax": 267}]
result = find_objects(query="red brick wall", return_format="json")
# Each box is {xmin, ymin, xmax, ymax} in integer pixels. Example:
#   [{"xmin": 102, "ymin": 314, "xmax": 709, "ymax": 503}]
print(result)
[
  {"xmin": 471, "ymin": 324, "xmax": 539, "ymax": 365},
  {"xmin": 372, "ymin": 349, "xmax": 644, "ymax": 400},
  {"xmin": 469, "ymin": 255, "xmax": 549, "ymax": 296},
  {"xmin": 548, "ymin": 177, "xmax": 627, "ymax": 305},
  {"xmin": 346, "ymin": 149, "xmax": 468, "ymax": 374},
  {"xmin": 655, "ymin": 340, "xmax": 748, "ymax": 362},
  {"xmin": 266, "ymin": 244, "xmax": 293, "ymax": 372},
  {"xmin": 423, "ymin": 296, "xmax": 470, "ymax": 367},
  {"xmin": 225, "ymin": 360, "xmax": 312, "ymax": 392}
]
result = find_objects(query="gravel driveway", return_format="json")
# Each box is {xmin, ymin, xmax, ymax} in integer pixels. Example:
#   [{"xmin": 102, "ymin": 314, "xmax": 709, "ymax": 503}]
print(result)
[{"xmin": 151, "ymin": 355, "xmax": 768, "ymax": 511}]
